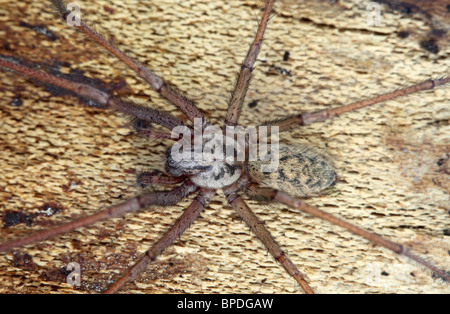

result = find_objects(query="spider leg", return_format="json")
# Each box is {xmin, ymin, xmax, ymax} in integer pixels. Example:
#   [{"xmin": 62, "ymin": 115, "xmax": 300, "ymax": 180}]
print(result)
[
  {"xmin": 0, "ymin": 180, "xmax": 198, "ymax": 253},
  {"xmin": 224, "ymin": 0, "xmax": 276, "ymax": 127},
  {"xmin": 262, "ymin": 77, "xmax": 450, "ymax": 132},
  {"xmin": 104, "ymin": 188, "xmax": 215, "ymax": 294},
  {"xmin": 0, "ymin": 58, "xmax": 184, "ymax": 130},
  {"xmin": 245, "ymin": 184, "xmax": 450, "ymax": 283},
  {"xmin": 223, "ymin": 186, "xmax": 314, "ymax": 294},
  {"xmin": 50, "ymin": 0, "xmax": 203, "ymax": 123}
]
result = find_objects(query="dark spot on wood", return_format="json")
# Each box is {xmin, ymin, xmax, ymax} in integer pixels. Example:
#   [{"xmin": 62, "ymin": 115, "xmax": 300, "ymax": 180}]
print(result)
[
  {"xmin": 447, "ymin": 4, "xmax": 450, "ymax": 12},
  {"xmin": 3, "ymin": 210, "xmax": 34, "ymax": 228},
  {"xmin": 443, "ymin": 228, "xmax": 450, "ymax": 236},
  {"xmin": 399, "ymin": 5, "xmax": 412, "ymax": 14},
  {"xmin": 397, "ymin": 31, "xmax": 409, "ymax": 38},
  {"xmin": 381, "ymin": 271, "xmax": 389, "ymax": 276},
  {"xmin": 12, "ymin": 252, "xmax": 37, "ymax": 271},
  {"xmin": 3, "ymin": 202, "xmax": 64, "ymax": 228},
  {"xmin": 437, "ymin": 158, "xmax": 445, "ymax": 166},
  {"xmin": 39, "ymin": 266, "xmax": 71, "ymax": 285},
  {"xmin": 103, "ymin": 5, "xmax": 115, "ymax": 14},
  {"xmin": 39, "ymin": 202, "xmax": 64, "ymax": 217},
  {"xmin": 378, "ymin": 1, "xmax": 417, "ymax": 15},
  {"xmin": 420, "ymin": 39, "xmax": 439, "ymax": 54},
  {"xmin": 9, "ymin": 95, "xmax": 23, "ymax": 107},
  {"xmin": 2, "ymin": 43, "xmax": 11, "ymax": 51},
  {"xmin": 62, "ymin": 178, "xmax": 83, "ymax": 193},
  {"xmin": 283, "ymin": 51, "xmax": 290, "ymax": 61}
]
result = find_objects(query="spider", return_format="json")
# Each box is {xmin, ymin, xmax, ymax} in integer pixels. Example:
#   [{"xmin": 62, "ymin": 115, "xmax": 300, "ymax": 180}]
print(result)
[{"xmin": 0, "ymin": 0, "xmax": 448, "ymax": 294}]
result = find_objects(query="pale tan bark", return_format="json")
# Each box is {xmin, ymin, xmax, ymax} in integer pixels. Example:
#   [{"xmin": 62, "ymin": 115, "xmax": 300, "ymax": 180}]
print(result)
[{"xmin": 0, "ymin": 0, "xmax": 448, "ymax": 293}]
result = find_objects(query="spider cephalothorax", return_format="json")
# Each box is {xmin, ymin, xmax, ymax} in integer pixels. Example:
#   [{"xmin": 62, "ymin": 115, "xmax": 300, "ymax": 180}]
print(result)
[{"xmin": 0, "ymin": 0, "xmax": 448, "ymax": 294}]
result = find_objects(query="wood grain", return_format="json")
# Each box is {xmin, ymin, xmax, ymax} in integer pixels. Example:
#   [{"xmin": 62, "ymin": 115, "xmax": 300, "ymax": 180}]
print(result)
[{"xmin": 0, "ymin": 0, "xmax": 448, "ymax": 294}]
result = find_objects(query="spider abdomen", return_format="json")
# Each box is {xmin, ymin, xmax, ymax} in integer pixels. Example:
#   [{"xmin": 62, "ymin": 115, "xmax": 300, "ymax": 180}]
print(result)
[{"xmin": 247, "ymin": 144, "xmax": 336, "ymax": 197}]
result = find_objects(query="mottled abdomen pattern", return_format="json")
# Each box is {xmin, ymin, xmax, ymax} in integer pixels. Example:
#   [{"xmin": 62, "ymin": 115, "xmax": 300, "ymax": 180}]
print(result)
[{"xmin": 247, "ymin": 144, "xmax": 336, "ymax": 197}]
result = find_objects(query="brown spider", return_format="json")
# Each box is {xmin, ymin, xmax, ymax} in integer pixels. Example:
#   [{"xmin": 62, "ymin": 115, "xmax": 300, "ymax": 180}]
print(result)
[{"xmin": 0, "ymin": 0, "xmax": 448, "ymax": 294}]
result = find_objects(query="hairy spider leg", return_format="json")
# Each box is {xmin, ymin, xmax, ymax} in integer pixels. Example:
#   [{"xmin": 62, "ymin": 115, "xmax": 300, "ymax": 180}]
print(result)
[
  {"xmin": 104, "ymin": 188, "xmax": 216, "ymax": 293},
  {"xmin": 0, "ymin": 181, "xmax": 198, "ymax": 253}
]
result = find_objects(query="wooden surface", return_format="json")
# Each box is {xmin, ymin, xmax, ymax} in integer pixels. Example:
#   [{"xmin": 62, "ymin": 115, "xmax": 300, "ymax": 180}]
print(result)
[{"xmin": 0, "ymin": 0, "xmax": 449, "ymax": 294}]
